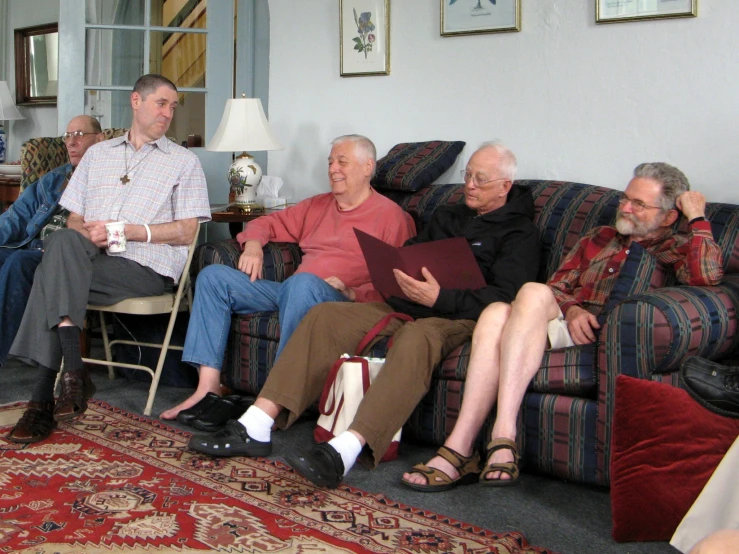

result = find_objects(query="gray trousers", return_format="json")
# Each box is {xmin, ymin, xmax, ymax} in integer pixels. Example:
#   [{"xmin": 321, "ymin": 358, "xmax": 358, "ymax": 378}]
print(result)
[{"xmin": 9, "ymin": 229, "xmax": 167, "ymax": 369}]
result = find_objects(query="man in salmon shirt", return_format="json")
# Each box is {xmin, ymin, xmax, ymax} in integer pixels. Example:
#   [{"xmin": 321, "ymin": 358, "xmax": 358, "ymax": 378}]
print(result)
[{"xmin": 161, "ymin": 134, "xmax": 415, "ymax": 421}]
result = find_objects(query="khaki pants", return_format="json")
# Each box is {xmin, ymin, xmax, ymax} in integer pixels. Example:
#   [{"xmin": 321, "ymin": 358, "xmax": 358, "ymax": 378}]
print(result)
[{"xmin": 260, "ymin": 302, "xmax": 476, "ymax": 467}]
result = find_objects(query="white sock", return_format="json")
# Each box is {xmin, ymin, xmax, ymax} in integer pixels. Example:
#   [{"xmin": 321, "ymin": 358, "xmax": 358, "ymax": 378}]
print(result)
[
  {"xmin": 237, "ymin": 406, "xmax": 273, "ymax": 443},
  {"xmin": 328, "ymin": 431, "xmax": 363, "ymax": 476}
]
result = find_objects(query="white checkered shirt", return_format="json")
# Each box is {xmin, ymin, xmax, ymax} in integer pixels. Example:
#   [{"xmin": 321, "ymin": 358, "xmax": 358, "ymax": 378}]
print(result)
[{"xmin": 61, "ymin": 133, "xmax": 211, "ymax": 282}]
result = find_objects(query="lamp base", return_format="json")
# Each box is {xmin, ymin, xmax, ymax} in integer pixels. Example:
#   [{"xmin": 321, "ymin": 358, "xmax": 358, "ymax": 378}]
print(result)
[{"xmin": 228, "ymin": 152, "xmax": 263, "ymax": 210}]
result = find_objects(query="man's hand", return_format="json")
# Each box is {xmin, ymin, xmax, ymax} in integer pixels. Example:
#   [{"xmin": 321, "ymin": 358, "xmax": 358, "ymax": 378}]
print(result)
[
  {"xmin": 237, "ymin": 240, "xmax": 264, "ymax": 282},
  {"xmin": 393, "ymin": 267, "xmax": 440, "ymax": 307},
  {"xmin": 564, "ymin": 305, "xmax": 600, "ymax": 345},
  {"xmin": 82, "ymin": 220, "xmax": 113, "ymax": 248},
  {"xmin": 675, "ymin": 191, "xmax": 706, "ymax": 221},
  {"xmin": 325, "ymin": 276, "xmax": 355, "ymax": 301}
]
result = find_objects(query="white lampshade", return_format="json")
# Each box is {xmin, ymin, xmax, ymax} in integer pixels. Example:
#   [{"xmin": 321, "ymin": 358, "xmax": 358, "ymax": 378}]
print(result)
[
  {"xmin": 0, "ymin": 81, "xmax": 24, "ymax": 120},
  {"xmin": 207, "ymin": 96, "xmax": 282, "ymax": 152},
  {"xmin": 207, "ymin": 96, "xmax": 282, "ymax": 210}
]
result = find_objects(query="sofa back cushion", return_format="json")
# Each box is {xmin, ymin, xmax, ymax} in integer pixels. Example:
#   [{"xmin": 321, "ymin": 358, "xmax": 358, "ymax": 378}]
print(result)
[
  {"xmin": 521, "ymin": 180, "xmax": 622, "ymax": 282},
  {"xmin": 697, "ymin": 203, "xmax": 739, "ymax": 274}
]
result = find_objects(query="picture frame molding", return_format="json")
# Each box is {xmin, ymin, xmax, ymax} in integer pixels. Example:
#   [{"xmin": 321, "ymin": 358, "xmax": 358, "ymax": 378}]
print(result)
[
  {"xmin": 595, "ymin": 0, "xmax": 697, "ymax": 24},
  {"xmin": 440, "ymin": 0, "xmax": 521, "ymax": 37},
  {"xmin": 340, "ymin": 0, "xmax": 390, "ymax": 77}
]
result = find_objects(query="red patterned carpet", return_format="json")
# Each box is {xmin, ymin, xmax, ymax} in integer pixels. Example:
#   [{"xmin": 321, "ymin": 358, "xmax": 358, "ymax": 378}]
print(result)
[{"xmin": 0, "ymin": 400, "xmax": 555, "ymax": 553}]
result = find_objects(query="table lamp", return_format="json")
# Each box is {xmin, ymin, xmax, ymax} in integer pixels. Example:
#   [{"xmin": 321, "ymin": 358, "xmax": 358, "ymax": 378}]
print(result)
[
  {"xmin": 207, "ymin": 95, "xmax": 283, "ymax": 213},
  {"xmin": 0, "ymin": 81, "xmax": 26, "ymax": 164}
]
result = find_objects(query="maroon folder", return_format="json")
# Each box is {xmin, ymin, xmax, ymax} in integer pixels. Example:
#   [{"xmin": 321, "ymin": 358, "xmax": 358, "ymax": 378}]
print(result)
[{"xmin": 354, "ymin": 228, "xmax": 486, "ymax": 301}]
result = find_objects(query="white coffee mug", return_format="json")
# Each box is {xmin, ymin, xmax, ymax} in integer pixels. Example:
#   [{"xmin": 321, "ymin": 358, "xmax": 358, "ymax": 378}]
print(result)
[{"xmin": 105, "ymin": 221, "xmax": 127, "ymax": 253}]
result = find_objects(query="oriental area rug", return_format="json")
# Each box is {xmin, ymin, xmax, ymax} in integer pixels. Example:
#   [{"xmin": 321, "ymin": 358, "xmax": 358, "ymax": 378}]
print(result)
[{"xmin": 0, "ymin": 400, "xmax": 554, "ymax": 554}]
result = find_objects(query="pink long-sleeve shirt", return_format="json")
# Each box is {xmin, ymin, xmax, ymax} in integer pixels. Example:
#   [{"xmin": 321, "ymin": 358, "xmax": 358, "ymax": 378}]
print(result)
[{"xmin": 237, "ymin": 191, "xmax": 416, "ymax": 302}]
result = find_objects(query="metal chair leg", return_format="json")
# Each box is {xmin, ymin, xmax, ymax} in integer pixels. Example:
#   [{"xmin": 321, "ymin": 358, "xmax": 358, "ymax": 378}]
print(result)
[{"xmin": 98, "ymin": 311, "xmax": 115, "ymax": 380}]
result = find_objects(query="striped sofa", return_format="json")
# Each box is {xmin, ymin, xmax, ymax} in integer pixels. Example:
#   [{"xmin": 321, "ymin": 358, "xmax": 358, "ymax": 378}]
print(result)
[{"xmin": 191, "ymin": 180, "xmax": 739, "ymax": 486}]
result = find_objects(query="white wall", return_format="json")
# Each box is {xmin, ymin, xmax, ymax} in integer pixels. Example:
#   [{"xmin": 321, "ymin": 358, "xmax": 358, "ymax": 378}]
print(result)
[
  {"xmin": 2, "ymin": 0, "xmax": 59, "ymax": 161},
  {"xmin": 267, "ymin": 0, "xmax": 739, "ymax": 204}
]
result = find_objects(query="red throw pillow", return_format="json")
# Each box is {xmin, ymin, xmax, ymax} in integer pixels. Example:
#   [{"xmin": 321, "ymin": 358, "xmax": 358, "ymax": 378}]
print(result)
[{"xmin": 610, "ymin": 375, "xmax": 739, "ymax": 543}]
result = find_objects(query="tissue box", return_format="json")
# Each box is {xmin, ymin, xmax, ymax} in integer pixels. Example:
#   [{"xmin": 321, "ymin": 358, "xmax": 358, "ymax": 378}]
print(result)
[{"xmin": 261, "ymin": 197, "xmax": 287, "ymax": 209}]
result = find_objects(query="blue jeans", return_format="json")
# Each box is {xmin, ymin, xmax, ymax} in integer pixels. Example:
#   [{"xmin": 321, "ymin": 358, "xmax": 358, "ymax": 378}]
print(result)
[
  {"xmin": 0, "ymin": 247, "xmax": 43, "ymax": 367},
  {"xmin": 182, "ymin": 266, "xmax": 349, "ymax": 370}
]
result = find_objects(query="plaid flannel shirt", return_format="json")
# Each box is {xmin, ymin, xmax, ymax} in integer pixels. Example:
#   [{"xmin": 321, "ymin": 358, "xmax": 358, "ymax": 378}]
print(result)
[{"xmin": 548, "ymin": 220, "xmax": 724, "ymax": 317}]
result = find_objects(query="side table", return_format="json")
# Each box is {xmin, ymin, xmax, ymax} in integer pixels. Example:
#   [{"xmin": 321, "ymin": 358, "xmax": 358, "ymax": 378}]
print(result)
[
  {"xmin": 0, "ymin": 174, "xmax": 21, "ymax": 213},
  {"xmin": 210, "ymin": 207, "xmax": 281, "ymax": 238}
]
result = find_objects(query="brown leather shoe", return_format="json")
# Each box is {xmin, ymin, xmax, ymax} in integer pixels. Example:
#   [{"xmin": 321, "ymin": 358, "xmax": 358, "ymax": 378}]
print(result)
[
  {"xmin": 7, "ymin": 401, "xmax": 57, "ymax": 443},
  {"xmin": 54, "ymin": 369, "xmax": 96, "ymax": 422}
]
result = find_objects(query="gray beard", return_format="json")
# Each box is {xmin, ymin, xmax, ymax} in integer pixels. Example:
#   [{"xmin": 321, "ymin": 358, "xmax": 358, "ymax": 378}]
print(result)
[{"xmin": 615, "ymin": 214, "xmax": 660, "ymax": 237}]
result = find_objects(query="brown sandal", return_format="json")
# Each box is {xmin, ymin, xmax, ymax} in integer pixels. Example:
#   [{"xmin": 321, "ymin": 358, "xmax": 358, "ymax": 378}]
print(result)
[
  {"xmin": 54, "ymin": 369, "xmax": 96, "ymax": 422},
  {"xmin": 401, "ymin": 446, "xmax": 481, "ymax": 492},
  {"xmin": 7, "ymin": 401, "xmax": 57, "ymax": 443},
  {"xmin": 480, "ymin": 438, "xmax": 521, "ymax": 487}
]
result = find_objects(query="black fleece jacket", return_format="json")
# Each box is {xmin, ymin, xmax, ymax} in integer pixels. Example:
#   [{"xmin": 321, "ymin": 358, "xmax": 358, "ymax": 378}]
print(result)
[{"xmin": 387, "ymin": 184, "xmax": 541, "ymax": 321}]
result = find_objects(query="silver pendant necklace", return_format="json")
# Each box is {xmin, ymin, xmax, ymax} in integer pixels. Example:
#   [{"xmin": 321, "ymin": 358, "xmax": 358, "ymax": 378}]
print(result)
[{"xmin": 120, "ymin": 143, "xmax": 155, "ymax": 184}]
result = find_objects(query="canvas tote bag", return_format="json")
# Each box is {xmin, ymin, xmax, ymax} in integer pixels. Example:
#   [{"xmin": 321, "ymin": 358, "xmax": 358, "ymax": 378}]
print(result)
[{"xmin": 314, "ymin": 312, "xmax": 413, "ymax": 462}]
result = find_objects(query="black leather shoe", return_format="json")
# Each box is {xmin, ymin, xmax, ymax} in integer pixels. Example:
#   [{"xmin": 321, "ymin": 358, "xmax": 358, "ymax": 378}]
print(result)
[
  {"xmin": 8, "ymin": 401, "xmax": 57, "ymax": 443},
  {"xmin": 176, "ymin": 392, "xmax": 221, "ymax": 426},
  {"xmin": 188, "ymin": 420, "xmax": 272, "ymax": 457},
  {"xmin": 680, "ymin": 357, "xmax": 739, "ymax": 418},
  {"xmin": 191, "ymin": 395, "xmax": 254, "ymax": 432},
  {"xmin": 54, "ymin": 369, "xmax": 96, "ymax": 422},
  {"xmin": 285, "ymin": 443, "xmax": 345, "ymax": 489}
]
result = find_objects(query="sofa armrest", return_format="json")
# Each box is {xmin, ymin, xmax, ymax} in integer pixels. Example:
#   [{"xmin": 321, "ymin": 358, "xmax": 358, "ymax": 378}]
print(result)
[
  {"xmin": 598, "ymin": 283, "xmax": 739, "ymax": 380},
  {"xmin": 191, "ymin": 239, "xmax": 303, "ymax": 283},
  {"xmin": 594, "ymin": 281, "xmax": 739, "ymax": 484}
]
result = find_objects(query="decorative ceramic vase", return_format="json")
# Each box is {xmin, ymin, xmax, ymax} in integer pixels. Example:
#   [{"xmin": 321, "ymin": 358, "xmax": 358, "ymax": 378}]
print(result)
[{"xmin": 228, "ymin": 151, "xmax": 262, "ymax": 209}]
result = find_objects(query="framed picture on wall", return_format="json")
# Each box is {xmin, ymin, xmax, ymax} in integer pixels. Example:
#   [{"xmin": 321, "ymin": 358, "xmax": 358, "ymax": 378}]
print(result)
[
  {"xmin": 596, "ymin": 0, "xmax": 697, "ymax": 24},
  {"xmin": 340, "ymin": 0, "xmax": 390, "ymax": 77},
  {"xmin": 441, "ymin": 0, "xmax": 521, "ymax": 37}
]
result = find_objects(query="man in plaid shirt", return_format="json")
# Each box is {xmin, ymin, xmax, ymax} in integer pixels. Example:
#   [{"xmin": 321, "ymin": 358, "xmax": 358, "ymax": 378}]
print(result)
[{"xmin": 402, "ymin": 162, "xmax": 724, "ymax": 491}]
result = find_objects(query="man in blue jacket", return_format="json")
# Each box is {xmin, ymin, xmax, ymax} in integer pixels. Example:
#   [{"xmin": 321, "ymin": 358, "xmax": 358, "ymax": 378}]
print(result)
[{"xmin": 0, "ymin": 115, "xmax": 103, "ymax": 367}]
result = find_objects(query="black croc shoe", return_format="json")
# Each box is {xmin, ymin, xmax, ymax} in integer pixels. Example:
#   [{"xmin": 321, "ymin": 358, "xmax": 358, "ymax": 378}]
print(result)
[
  {"xmin": 188, "ymin": 420, "xmax": 272, "ymax": 457},
  {"xmin": 285, "ymin": 443, "xmax": 345, "ymax": 489}
]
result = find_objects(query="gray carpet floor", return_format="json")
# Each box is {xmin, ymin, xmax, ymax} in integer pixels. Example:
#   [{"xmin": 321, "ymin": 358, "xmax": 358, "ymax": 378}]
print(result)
[{"xmin": 1, "ymin": 357, "xmax": 679, "ymax": 554}]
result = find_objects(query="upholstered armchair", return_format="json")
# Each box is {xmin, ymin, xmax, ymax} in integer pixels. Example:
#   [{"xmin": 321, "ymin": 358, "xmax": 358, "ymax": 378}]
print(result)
[{"xmin": 20, "ymin": 128, "xmax": 127, "ymax": 190}]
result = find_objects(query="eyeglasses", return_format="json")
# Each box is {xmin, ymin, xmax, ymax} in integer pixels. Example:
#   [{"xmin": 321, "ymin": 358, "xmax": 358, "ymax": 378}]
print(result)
[
  {"xmin": 460, "ymin": 171, "xmax": 507, "ymax": 187},
  {"xmin": 617, "ymin": 193, "xmax": 664, "ymax": 213},
  {"xmin": 62, "ymin": 131, "xmax": 98, "ymax": 143}
]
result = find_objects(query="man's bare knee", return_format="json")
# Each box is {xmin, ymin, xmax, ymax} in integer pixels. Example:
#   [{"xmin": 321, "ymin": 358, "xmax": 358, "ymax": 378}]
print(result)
[
  {"xmin": 512, "ymin": 283, "xmax": 558, "ymax": 317},
  {"xmin": 476, "ymin": 302, "xmax": 512, "ymax": 329}
]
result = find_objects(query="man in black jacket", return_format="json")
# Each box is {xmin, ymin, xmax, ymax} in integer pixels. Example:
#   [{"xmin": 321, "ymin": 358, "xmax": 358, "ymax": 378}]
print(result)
[{"xmin": 188, "ymin": 142, "xmax": 541, "ymax": 488}]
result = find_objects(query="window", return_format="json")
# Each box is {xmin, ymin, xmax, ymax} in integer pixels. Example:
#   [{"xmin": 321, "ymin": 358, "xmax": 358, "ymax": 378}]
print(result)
[{"xmin": 83, "ymin": 0, "xmax": 208, "ymax": 144}]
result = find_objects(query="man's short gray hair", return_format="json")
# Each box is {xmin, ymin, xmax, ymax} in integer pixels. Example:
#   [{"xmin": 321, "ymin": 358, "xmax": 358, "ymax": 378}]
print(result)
[
  {"xmin": 331, "ymin": 135, "xmax": 377, "ymax": 177},
  {"xmin": 633, "ymin": 162, "xmax": 690, "ymax": 210},
  {"xmin": 478, "ymin": 141, "xmax": 518, "ymax": 181},
  {"xmin": 133, "ymin": 73, "xmax": 177, "ymax": 99}
]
